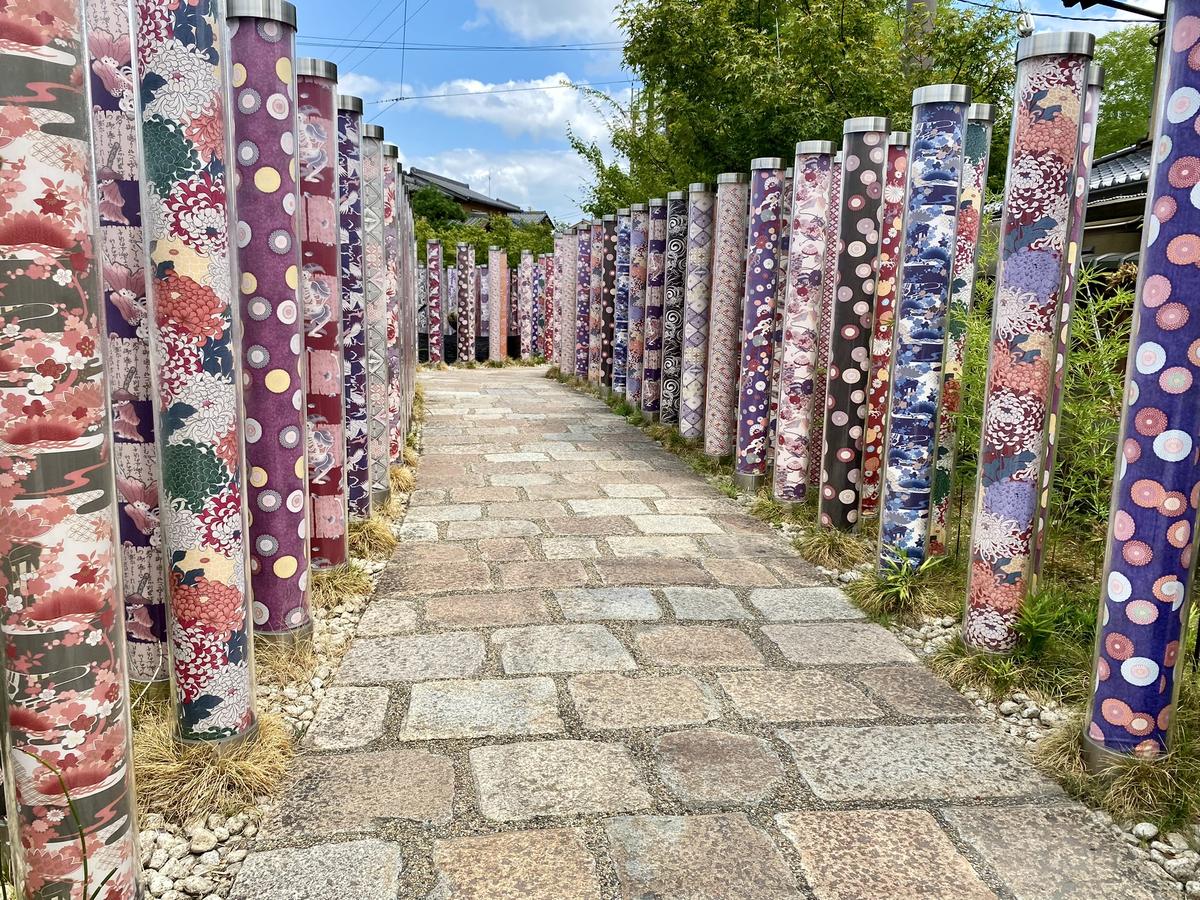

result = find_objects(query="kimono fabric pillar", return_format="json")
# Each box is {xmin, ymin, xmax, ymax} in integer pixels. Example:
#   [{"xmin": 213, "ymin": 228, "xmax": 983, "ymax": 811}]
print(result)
[
  {"xmin": 1031, "ymin": 64, "xmax": 1106, "ymax": 582},
  {"xmin": 519, "ymin": 250, "xmax": 535, "ymax": 360},
  {"xmin": 228, "ymin": 0, "xmax": 312, "ymax": 640},
  {"xmin": 704, "ymin": 174, "xmax": 750, "ymax": 459},
  {"xmin": 963, "ymin": 31, "xmax": 1094, "ymax": 652},
  {"xmin": 297, "ymin": 58, "xmax": 347, "ymax": 570},
  {"xmin": 878, "ymin": 85, "xmax": 971, "ymax": 567},
  {"xmin": 476, "ymin": 265, "xmax": 488, "ymax": 362},
  {"xmin": 735, "ymin": 159, "xmax": 787, "ymax": 492},
  {"xmin": 456, "ymin": 243, "xmax": 474, "ymax": 364},
  {"xmin": 558, "ymin": 234, "xmax": 578, "ymax": 374},
  {"xmin": 337, "ymin": 95, "xmax": 370, "ymax": 518},
  {"xmin": 574, "ymin": 224, "xmax": 591, "ymax": 379},
  {"xmin": 764, "ymin": 166, "xmax": 794, "ymax": 466},
  {"xmin": 930, "ymin": 105, "xmax": 996, "ymax": 556},
  {"xmin": 773, "ymin": 142, "xmax": 835, "ymax": 505},
  {"xmin": 809, "ymin": 154, "xmax": 843, "ymax": 488},
  {"xmin": 383, "ymin": 144, "xmax": 403, "ymax": 461},
  {"xmin": 543, "ymin": 253, "xmax": 556, "ymax": 360},
  {"xmin": 680, "ymin": 183, "xmax": 715, "ymax": 440},
  {"xmin": 532, "ymin": 257, "xmax": 544, "ymax": 358},
  {"xmin": 1086, "ymin": 12, "xmax": 1200, "ymax": 764},
  {"xmin": 0, "ymin": 6, "xmax": 141, "ymax": 893},
  {"xmin": 613, "ymin": 211, "xmax": 632, "ymax": 396},
  {"xmin": 600, "ymin": 216, "xmax": 618, "ymax": 393},
  {"xmin": 416, "ymin": 258, "xmax": 427, "ymax": 361},
  {"xmin": 818, "ymin": 118, "xmax": 890, "ymax": 531},
  {"xmin": 861, "ymin": 132, "xmax": 911, "ymax": 517},
  {"xmin": 426, "ymin": 240, "xmax": 443, "ymax": 364},
  {"xmin": 136, "ymin": 0, "xmax": 257, "ymax": 741},
  {"xmin": 660, "ymin": 192, "xmax": 688, "ymax": 424},
  {"xmin": 361, "ymin": 123, "xmax": 390, "ymax": 510},
  {"xmin": 642, "ymin": 200, "xmax": 668, "ymax": 419},
  {"xmin": 627, "ymin": 205, "xmax": 649, "ymax": 406},
  {"xmin": 489, "ymin": 247, "xmax": 506, "ymax": 361},
  {"xmin": 89, "ymin": 0, "xmax": 165, "ymax": 681},
  {"xmin": 587, "ymin": 220, "xmax": 604, "ymax": 383}
]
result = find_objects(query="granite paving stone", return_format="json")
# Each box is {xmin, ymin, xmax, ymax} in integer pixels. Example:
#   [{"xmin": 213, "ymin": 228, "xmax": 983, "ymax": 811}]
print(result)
[
  {"xmin": 476, "ymin": 537, "xmax": 533, "ymax": 560},
  {"xmin": 541, "ymin": 536, "xmax": 601, "ymax": 558},
  {"xmin": 630, "ymin": 514, "xmax": 724, "ymax": 535},
  {"xmin": 605, "ymin": 535, "xmax": 704, "ymax": 558},
  {"xmin": 763, "ymin": 623, "xmax": 917, "ymax": 665},
  {"xmin": 424, "ymin": 592, "xmax": 550, "ymax": 628},
  {"xmin": 567, "ymin": 498, "xmax": 653, "ymax": 517},
  {"xmin": 634, "ymin": 625, "xmax": 766, "ymax": 668},
  {"xmin": 431, "ymin": 829, "xmax": 602, "ymax": 900},
  {"xmin": 404, "ymin": 504, "xmax": 482, "ymax": 522},
  {"xmin": 229, "ymin": 840, "xmax": 404, "ymax": 900},
  {"xmin": 446, "ymin": 519, "xmax": 541, "ymax": 540},
  {"xmin": 568, "ymin": 673, "xmax": 720, "ymax": 729},
  {"xmin": 748, "ymin": 587, "xmax": 865, "ymax": 621},
  {"xmin": 718, "ymin": 671, "xmax": 883, "ymax": 723},
  {"xmin": 654, "ymin": 729, "xmax": 784, "ymax": 805},
  {"xmin": 555, "ymin": 587, "xmax": 662, "ymax": 621},
  {"xmin": 339, "ymin": 633, "xmax": 485, "ymax": 684},
  {"xmin": 597, "ymin": 559, "xmax": 711, "ymax": 586},
  {"xmin": 354, "ymin": 598, "xmax": 418, "ymax": 636},
  {"xmin": 499, "ymin": 560, "xmax": 589, "ymax": 589},
  {"xmin": 493, "ymin": 624, "xmax": 637, "ymax": 674},
  {"xmin": 399, "ymin": 677, "xmax": 563, "ymax": 740},
  {"xmin": 662, "ymin": 587, "xmax": 750, "ymax": 620},
  {"xmin": 859, "ymin": 665, "xmax": 978, "ymax": 718},
  {"xmin": 302, "ymin": 686, "xmax": 391, "ymax": 751},
  {"xmin": 700, "ymin": 558, "xmax": 782, "ymax": 586},
  {"xmin": 602, "ymin": 483, "xmax": 666, "ymax": 498}
]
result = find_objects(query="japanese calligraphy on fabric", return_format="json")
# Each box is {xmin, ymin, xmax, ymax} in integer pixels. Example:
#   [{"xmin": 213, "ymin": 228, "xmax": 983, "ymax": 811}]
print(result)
[
  {"xmin": 681, "ymin": 188, "xmax": 715, "ymax": 440},
  {"xmin": 338, "ymin": 102, "xmax": 369, "ymax": 517},
  {"xmin": 627, "ymin": 208, "xmax": 648, "ymax": 406},
  {"xmin": 642, "ymin": 203, "xmax": 667, "ymax": 415},
  {"xmin": 704, "ymin": 178, "xmax": 749, "ymax": 457},
  {"xmin": 660, "ymin": 196, "xmax": 688, "ymax": 423}
]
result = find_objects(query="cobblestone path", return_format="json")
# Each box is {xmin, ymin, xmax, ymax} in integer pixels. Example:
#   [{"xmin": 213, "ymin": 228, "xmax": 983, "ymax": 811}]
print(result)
[{"xmin": 231, "ymin": 366, "xmax": 1174, "ymax": 900}]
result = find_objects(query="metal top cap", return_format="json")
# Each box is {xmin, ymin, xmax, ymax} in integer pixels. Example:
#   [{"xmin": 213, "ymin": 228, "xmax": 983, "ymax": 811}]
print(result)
[
  {"xmin": 843, "ymin": 116, "xmax": 890, "ymax": 134},
  {"xmin": 362, "ymin": 123, "xmax": 384, "ymax": 140},
  {"xmin": 489, "ymin": 245, "xmax": 501, "ymax": 251},
  {"xmin": 297, "ymin": 57, "xmax": 337, "ymax": 81},
  {"xmin": 667, "ymin": 190, "xmax": 686, "ymax": 200},
  {"xmin": 716, "ymin": 173, "xmax": 747, "ymax": 184},
  {"xmin": 1016, "ymin": 31, "xmax": 1094, "ymax": 62},
  {"xmin": 785, "ymin": 167, "xmax": 793, "ymax": 177},
  {"xmin": 577, "ymin": 224, "xmax": 591, "ymax": 233},
  {"xmin": 592, "ymin": 218, "xmax": 603, "ymax": 226},
  {"xmin": 688, "ymin": 182, "xmax": 711, "ymax": 192},
  {"xmin": 912, "ymin": 83, "xmax": 972, "ymax": 107},
  {"xmin": 1089, "ymin": 63, "xmax": 1106, "ymax": 88},
  {"xmin": 227, "ymin": 0, "xmax": 296, "ymax": 26},
  {"xmin": 617, "ymin": 208, "xmax": 631, "ymax": 216},
  {"xmin": 796, "ymin": 140, "xmax": 834, "ymax": 155},
  {"xmin": 382, "ymin": 142, "xmax": 399, "ymax": 158},
  {"xmin": 456, "ymin": 242, "xmax": 469, "ymax": 248},
  {"xmin": 834, "ymin": 151, "xmax": 843, "ymax": 163},
  {"xmin": 336, "ymin": 94, "xmax": 364, "ymax": 113},
  {"xmin": 751, "ymin": 157, "xmax": 783, "ymax": 170},
  {"xmin": 603, "ymin": 214, "xmax": 617, "ymax": 222},
  {"xmin": 888, "ymin": 131, "xmax": 910, "ymax": 146},
  {"xmin": 630, "ymin": 202, "xmax": 647, "ymax": 211},
  {"xmin": 649, "ymin": 198, "xmax": 665, "ymax": 206},
  {"xmin": 968, "ymin": 103, "xmax": 996, "ymax": 123}
]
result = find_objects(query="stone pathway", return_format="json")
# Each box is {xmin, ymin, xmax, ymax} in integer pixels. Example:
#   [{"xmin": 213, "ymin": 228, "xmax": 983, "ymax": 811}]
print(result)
[{"xmin": 230, "ymin": 366, "xmax": 1175, "ymax": 900}]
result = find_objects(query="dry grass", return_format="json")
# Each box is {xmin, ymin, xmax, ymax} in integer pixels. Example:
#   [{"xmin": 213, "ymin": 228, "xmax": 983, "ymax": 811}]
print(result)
[
  {"xmin": 311, "ymin": 562, "xmax": 373, "ymax": 610},
  {"xmin": 403, "ymin": 446, "xmax": 420, "ymax": 468},
  {"xmin": 133, "ymin": 712, "xmax": 293, "ymax": 824},
  {"xmin": 348, "ymin": 515, "xmax": 397, "ymax": 559},
  {"xmin": 390, "ymin": 465, "xmax": 416, "ymax": 495},
  {"xmin": 253, "ymin": 636, "xmax": 318, "ymax": 687},
  {"xmin": 793, "ymin": 525, "xmax": 871, "ymax": 569}
]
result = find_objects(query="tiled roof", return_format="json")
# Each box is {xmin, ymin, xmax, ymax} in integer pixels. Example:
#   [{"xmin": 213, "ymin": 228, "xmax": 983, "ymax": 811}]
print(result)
[
  {"xmin": 1090, "ymin": 141, "xmax": 1151, "ymax": 194},
  {"xmin": 408, "ymin": 167, "xmax": 523, "ymax": 213}
]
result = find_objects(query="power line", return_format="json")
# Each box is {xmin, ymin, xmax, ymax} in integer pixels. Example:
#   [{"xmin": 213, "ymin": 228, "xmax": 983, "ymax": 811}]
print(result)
[
  {"xmin": 297, "ymin": 38, "xmax": 625, "ymax": 52},
  {"xmin": 367, "ymin": 78, "xmax": 635, "ymax": 105},
  {"xmin": 956, "ymin": 0, "xmax": 1159, "ymax": 22},
  {"xmin": 341, "ymin": 0, "xmax": 435, "ymax": 71},
  {"xmin": 330, "ymin": 0, "xmax": 389, "ymax": 63}
]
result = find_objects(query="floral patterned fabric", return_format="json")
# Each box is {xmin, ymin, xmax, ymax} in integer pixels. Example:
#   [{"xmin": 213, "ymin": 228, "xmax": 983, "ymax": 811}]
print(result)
[
  {"xmin": 819, "ymin": 124, "xmax": 889, "ymax": 531},
  {"xmin": 489, "ymin": 248, "xmax": 506, "ymax": 361},
  {"xmin": 89, "ymin": 0, "xmax": 166, "ymax": 681},
  {"xmin": 519, "ymin": 250, "xmax": 534, "ymax": 359},
  {"xmin": 541, "ymin": 254, "xmax": 555, "ymax": 359},
  {"xmin": 627, "ymin": 209, "xmax": 648, "ymax": 406},
  {"xmin": 558, "ymin": 234, "xmax": 577, "ymax": 373},
  {"xmin": 964, "ymin": 48, "xmax": 1091, "ymax": 652},
  {"xmin": 477, "ymin": 264, "xmax": 488, "ymax": 342},
  {"xmin": 1087, "ymin": 12, "xmax": 1198, "ymax": 759},
  {"xmin": 361, "ymin": 134, "xmax": 389, "ymax": 508},
  {"xmin": 600, "ymin": 221, "xmax": 617, "ymax": 387},
  {"xmin": 930, "ymin": 119, "xmax": 994, "ymax": 556},
  {"xmin": 588, "ymin": 223, "xmax": 604, "ymax": 383},
  {"xmin": 1, "ymin": 4, "xmax": 140, "ymax": 892},
  {"xmin": 384, "ymin": 158, "xmax": 404, "ymax": 461},
  {"xmin": 575, "ymin": 227, "xmax": 591, "ymax": 378},
  {"xmin": 765, "ymin": 170, "xmax": 793, "ymax": 462},
  {"xmin": 736, "ymin": 166, "xmax": 786, "ymax": 477},
  {"xmin": 426, "ymin": 240, "xmax": 443, "ymax": 363},
  {"xmin": 137, "ymin": 0, "xmax": 256, "ymax": 740},
  {"xmin": 613, "ymin": 215, "xmax": 632, "ymax": 396},
  {"xmin": 338, "ymin": 103, "xmax": 369, "ymax": 517},
  {"xmin": 681, "ymin": 188, "xmax": 715, "ymax": 440},
  {"xmin": 532, "ymin": 258, "xmax": 543, "ymax": 354},
  {"xmin": 879, "ymin": 98, "xmax": 969, "ymax": 564},
  {"xmin": 773, "ymin": 151, "xmax": 834, "ymax": 502},
  {"xmin": 660, "ymin": 197, "xmax": 688, "ymax": 423},
  {"xmin": 456, "ymin": 244, "xmax": 475, "ymax": 364},
  {"xmin": 809, "ymin": 161, "xmax": 842, "ymax": 488},
  {"xmin": 642, "ymin": 203, "xmax": 667, "ymax": 415},
  {"xmin": 861, "ymin": 141, "xmax": 910, "ymax": 515},
  {"xmin": 704, "ymin": 180, "xmax": 750, "ymax": 457}
]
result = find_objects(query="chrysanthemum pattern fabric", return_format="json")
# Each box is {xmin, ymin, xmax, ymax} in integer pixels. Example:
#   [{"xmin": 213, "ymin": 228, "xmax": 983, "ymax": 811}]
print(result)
[
  {"xmin": 660, "ymin": 197, "xmax": 688, "ymax": 423},
  {"xmin": 681, "ymin": 189, "xmax": 715, "ymax": 440},
  {"xmin": 704, "ymin": 181, "xmax": 750, "ymax": 456}
]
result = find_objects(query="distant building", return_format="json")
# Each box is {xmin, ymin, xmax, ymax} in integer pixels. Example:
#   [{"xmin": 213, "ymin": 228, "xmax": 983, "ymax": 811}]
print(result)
[
  {"xmin": 1082, "ymin": 140, "xmax": 1151, "ymax": 269},
  {"xmin": 407, "ymin": 167, "xmax": 551, "ymax": 227}
]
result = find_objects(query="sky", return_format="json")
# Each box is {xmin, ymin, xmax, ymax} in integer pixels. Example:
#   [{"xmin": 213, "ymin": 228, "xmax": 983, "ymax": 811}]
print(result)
[{"xmin": 295, "ymin": 0, "xmax": 1161, "ymax": 226}]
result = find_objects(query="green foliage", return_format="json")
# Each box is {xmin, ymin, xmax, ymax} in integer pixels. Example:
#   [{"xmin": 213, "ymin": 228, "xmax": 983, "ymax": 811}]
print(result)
[
  {"xmin": 1093, "ymin": 25, "xmax": 1156, "ymax": 158},
  {"xmin": 409, "ymin": 186, "xmax": 467, "ymax": 229},
  {"xmin": 846, "ymin": 552, "xmax": 949, "ymax": 623},
  {"xmin": 416, "ymin": 212, "xmax": 554, "ymax": 268}
]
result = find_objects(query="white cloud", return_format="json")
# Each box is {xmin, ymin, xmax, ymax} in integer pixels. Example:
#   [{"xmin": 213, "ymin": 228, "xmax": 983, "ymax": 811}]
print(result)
[
  {"xmin": 336, "ymin": 72, "xmax": 412, "ymax": 102},
  {"xmin": 470, "ymin": 0, "xmax": 622, "ymax": 40},
  {"xmin": 1025, "ymin": 0, "xmax": 1156, "ymax": 38},
  {"xmin": 410, "ymin": 147, "xmax": 593, "ymax": 223}
]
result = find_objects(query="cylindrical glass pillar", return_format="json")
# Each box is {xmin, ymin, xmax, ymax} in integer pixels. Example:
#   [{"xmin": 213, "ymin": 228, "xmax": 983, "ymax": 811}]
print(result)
[
  {"xmin": 541, "ymin": 253, "xmax": 555, "ymax": 359},
  {"xmin": 964, "ymin": 32, "xmax": 1094, "ymax": 652},
  {"xmin": 861, "ymin": 132, "xmax": 911, "ymax": 517},
  {"xmin": 137, "ymin": 0, "xmax": 257, "ymax": 740},
  {"xmin": 642, "ymin": 200, "xmax": 668, "ymax": 418},
  {"xmin": 519, "ymin": 250, "xmax": 534, "ymax": 359},
  {"xmin": 383, "ymin": 145, "xmax": 404, "ymax": 461},
  {"xmin": 809, "ymin": 154, "xmax": 843, "ymax": 488},
  {"xmin": 878, "ymin": 85, "xmax": 971, "ymax": 566},
  {"xmin": 614, "ymin": 211, "xmax": 632, "ymax": 396},
  {"xmin": 92, "ymin": 0, "xmax": 166, "ymax": 681},
  {"xmin": 600, "ymin": 216, "xmax": 618, "ymax": 390},
  {"xmin": 456, "ymin": 242, "xmax": 475, "ymax": 365},
  {"xmin": 627, "ymin": 204, "xmax": 649, "ymax": 406},
  {"xmin": 338, "ymin": 96, "xmax": 370, "ymax": 518},
  {"xmin": 489, "ymin": 246, "xmax": 506, "ymax": 361},
  {"xmin": 533, "ymin": 256, "xmax": 544, "ymax": 357},
  {"xmin": 818, "ymin": 117, "xmax": 890, "ymax": 530},
  {"xmin": 1085, "ymin": 15, "xmax": 1197, "ymax": 762},
  {"xmin": 773, "ymin": 142, "xmax": 836, "ymax": 503},
  {"xmin": 660, "ymin": 192, "xmax": 689, "ymax": 423},
  {"xmin": 361, "ymin": 123, "xmax": 390, "ymax": 510},
  {"xmin": 765, "ymin": 166, "xmax": 794, "ymax": 465},
  {"xmin": 229, "ymin": 0, "xmax": 311, "ymax": 638},
  {"xmin": 735, "ymin": 159, "xmax": 787, "ymax": 489},
  {"xmin": 586, "ymin": 221, "xmax": 601, "ymax": 382},
  {"xmin": 704, "ymin": 174, "xmax": 750, "ymax": 458},
  {"xmin": 558, "ymin": 234, "xmax": 577, "ymax": 373},
  {"xmin": 2, "ymin": 2, "xmax": 141, "ymax": 889},
  {"xmin": 575, "ymin": 224, "xmax": 591, "ymax": 378},
  {"xmin": 298, "ymin": 59, "xmax": 348, "ymax": 570},
  {"xmin": 427, "ymin": 240, "xmax": 443, "ymax": 364},
  {"xmin": 476, "ymin": 264, "xmax": 488, "ymax": 360},
  {"xmin": 681, "ymin": 183, "xmax": 715, "ymax": 440}
]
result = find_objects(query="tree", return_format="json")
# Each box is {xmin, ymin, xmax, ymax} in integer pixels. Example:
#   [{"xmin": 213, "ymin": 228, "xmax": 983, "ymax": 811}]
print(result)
[
  {"xmin": 1093, "ymin": 25, "xmax": 1156, "ymax": 158},
  {"xmin": 415, "ymin": 214, "xmax": 554, "ymax": 268},
  {"xmin": 410, "ymin": 185, "xmax": 467, "ymax": 229}
]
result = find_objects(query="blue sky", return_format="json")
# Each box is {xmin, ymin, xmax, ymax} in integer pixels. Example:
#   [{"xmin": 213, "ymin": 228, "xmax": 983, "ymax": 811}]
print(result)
[{"xmin": 294, "ymin": 0, "xmax": 1159, "ymax": 225}]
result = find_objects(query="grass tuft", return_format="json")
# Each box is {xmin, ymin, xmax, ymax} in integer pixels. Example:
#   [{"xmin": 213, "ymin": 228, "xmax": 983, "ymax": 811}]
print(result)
[
  {"xmin": 793, "ymin": 524, "xmax": 871, "ymax": 569},
  {"xmin": 390, "ymin": 464, "xmax": 416, "ymax": 494},
  {"xmin": 133, "ymin": 712, "xmax": 293, "ymax": 824},
  {"xmin": 844, "ymin": 553, "xmax": 949, "ymax": 623},
  {"xmin": 254, "ymin": 636, "xmax": 318, "ymax": 687},
  {"xmin": 311, "ymin": 562, "xmax": 373, "ymax": 610},
  {"xmin": 403, "ymin": 446, "xmax": 420, "ymax": 468},
  {"xmin": 348, "ymin": 515, "xmax": 397, "ymax": 560}
]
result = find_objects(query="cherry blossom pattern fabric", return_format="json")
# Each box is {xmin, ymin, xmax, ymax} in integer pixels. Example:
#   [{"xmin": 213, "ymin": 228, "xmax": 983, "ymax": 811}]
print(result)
[
  {"xmin": 588, "ymin": 223, "xmax": 604, "ymax": 383},
  {"xmin": 426, "ymin": 240, "xmax": 443, "ymax": 363},
  {"xmin": 642, "ymin": 203, "xmax": 668, "ymax": 415},
  {"xmin": 489, "ymin": 248, "xmax": 506, "ymax": 361},
  {"xmin": 1, "ymin": 4, "xmax": 141, "ymax": 892},
  {"xmin": 613, "ymin": 215, "xmax": 632, "ymax": 395},
  {"xmin": 819, "ymin": 124, "xmax": 889, "ymax": 531},
  {"xmin": 575, "ymin": 226, "xmax": 591, "ymax": 378},
  {"xmin": 361, "ymin": 134, "xmax": 389, "ymax": 508},
  {"xmin": 930, "ymin": 118, "xmax": 994, "ymax": 556},
  {"xmin": 519, "ymin": 250, "xmax": 534, "ymax": 359},
  {"xmin": 89, "ymin": 0, "xmax": 165, "ymax": 680},
  {"xmin": 1087, "ymin": 11, "xmax": 1199, "ymax": 759},
  {"xmin": 660, "ymin": 197, "xmax": 688, "ymax": 423},
  {"xmin": 681, "ymin": 188, "xmax": 715, "ymax": 440},
  {"xmin": 601, "ymin": 220, "xmax": 617, "ymax": 388},
  {"xmin": 879, "ymin": 97, "xmax": 969, "ymax": 565},
  {"xmin": 765, "ymin": 169, "xmax": 793, "ymax": 462},
  {"xmin": 338, "ymin": 104, "xmax": 369, "ymax": 517},
  {"xmin": 861, "ymin": 141, "xmax": 909, "ymax": 516},
  {"xmin": 736, "ymin": 165, "xmax": 786, "ymax": 478},
  {"xmin": 773, "ymin": 151, "xmax": 834, "ymax": 502},
  {"xmin": 137, "ymin": 0, "xmax": 255, "ymax": 740},
  {"xmin": 558, "ymin": 234, "xmax": 578, "ymax": 373},
  {"xmin": 964, "ymin": 47, "xmax": 1091, "ymax": 652},
  {"xmin": 809, "ymin": 160, "xmax": 842, "ymax": 488},
  {"xmin": 704, "ymin": 180, "xmax": 750, "ymax": 457},
  {"xmin": 627, "ymin": 209, "xmax": 649, "ymax": 406}
]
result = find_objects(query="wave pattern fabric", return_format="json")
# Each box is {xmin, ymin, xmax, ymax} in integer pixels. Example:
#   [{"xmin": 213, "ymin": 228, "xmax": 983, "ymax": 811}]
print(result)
[
  {"xmin": 704, "ymin": 181, "xmax": 750, "ymax": 456},
  {"xmin": 426, "ymin": 241, "xmax": 443, "ymax": 364},
  {"xmin": 601, "ymin": 221, "xmax": 617, "ymax": 387},
  {"xmin": 964, "ymin": 46, "xmax": 1091, "ymax": 652},
  {"xmin": 660, "ymin": 197, "xmax": 688, "ymax": 423},
  {"xmin": 818, "ymin": 125, "xmax": 889, "ymax": 531},
  {"xmin": 681, "ymin": 189, "xmax": 715, "ymax": 439},
  {"xmin": 809, "ymin": 161, "xmax": 842, "ymax": 488},
  {"xmin": 614, "ymin": 214, "xmax": 632, "ymax": 395},
  {"xmin": 879, "ymin": 98, "xmax": 969, "ymax": 565},
  {"xmin": 627, "ymin": 210, "xmax": 649, "ymax": 406},
  {"xmin": 773, "ymin": 151, "xmax": 834, "ymax": 502},
  {"xmin": 642, "ymin": 203, "xmax": 667, "ymax": 415},
  {"xmin": 575, "ymin": 227, "xmax": 591, "ymax": 377},
  {"xmin": 338, "ymin": 105, "xmax": 369, "ymax": 517}
]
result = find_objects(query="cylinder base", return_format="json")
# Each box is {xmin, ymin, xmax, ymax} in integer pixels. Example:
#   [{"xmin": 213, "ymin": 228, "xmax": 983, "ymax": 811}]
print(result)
[
  {"xmin": 734, "ymin": 472, "xmax": 764, "ymax": 493},
  {"xmin": 255, "ymin": 619, "xmax": 315, "ymax": 646}
]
